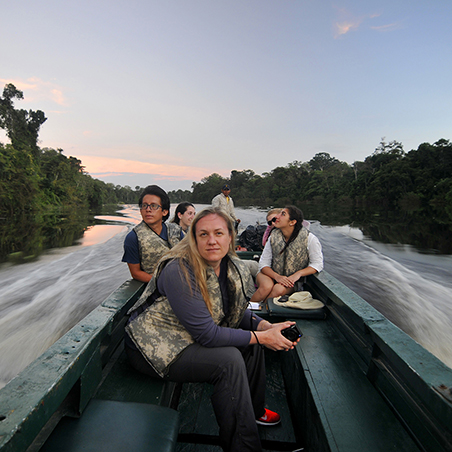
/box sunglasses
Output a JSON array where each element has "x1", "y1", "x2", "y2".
[{"x1": 267, "y1": 217, "x2": 277, "y2": 226}]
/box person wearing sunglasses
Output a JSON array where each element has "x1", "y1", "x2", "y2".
[
  {"x1": 122, "y1": 185, "x2": 183, "y2": 282},
  {"x1": 250, "y1": 205, "x2": 323, "y2": 303},
  {"x1": 261, "y1": 208, "x2": 282, "y2": 247}
]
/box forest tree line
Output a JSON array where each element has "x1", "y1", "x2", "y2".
[
  {"x1": 190, "y1": 138, "x2": 452, "y2": 212},
  {"x1": 1, "y1": 83, "x2": 451, "y2": 214}
]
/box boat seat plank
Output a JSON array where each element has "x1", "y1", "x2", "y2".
[
  {"x1": 40, "y1": 399, "x2": 180, "y2": 452},
  {"x1": 94, "y1": 347, "x2": 178, "y2": 407},
  {"x1": 265, "y1": 298, "x2": 327, "y2": 320},
  {"x1": 283, "y1": 318, "x2": 422, "y2": 452}
]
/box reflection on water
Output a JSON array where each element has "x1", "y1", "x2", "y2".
[
  {"x1": 0, "y1": 205, "x2": 135, "y2": 265},
  {"x1": 0, "y1": 203, "x2": 451, "y2": 389},
  {"x1": 298, "y1": 203, "x2": 452, "y2": 254},
  {"x1": 78, "y1": 225, "x2": 128, "y2": 247}
]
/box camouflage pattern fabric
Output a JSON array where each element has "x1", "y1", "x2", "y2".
[
  {"x1": 270, "y1": 227, "x2": 309, "y2": 276},
  {"x1": 134, "y1": 221, "x2": 182, "y2": 274},
  {"x1": 126, "y1": 255, "x2": 252, "y2": 377}
]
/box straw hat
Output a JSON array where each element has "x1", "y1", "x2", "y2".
[{"x1": 273, "y1": 291, "x2": 324, "y2": 310}]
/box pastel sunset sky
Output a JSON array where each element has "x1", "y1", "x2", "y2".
[{"x1": 2, "y1": 1, "x2": 451, "y2": 191}]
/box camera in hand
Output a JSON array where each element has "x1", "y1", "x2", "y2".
[{"x1": 281, "y1": 324, "x2": 302, "y2": 342}]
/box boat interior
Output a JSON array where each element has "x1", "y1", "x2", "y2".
[{"x1": 1, "y1": 253, "x2": 452, "y2": 452}]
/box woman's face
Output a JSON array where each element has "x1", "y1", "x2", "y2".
[
  {"x1": 266, "y1": 213, "x2": 278, "y2": 225},
  {"x1": 274, "y1": 208, "x2": 293, "y2": 229},
  {"x1": 178, "y1": 206, "x2": 196, "y2": 231},
  {"x1": 195, "y1": 214, "x2": 232, "y2": 269}
]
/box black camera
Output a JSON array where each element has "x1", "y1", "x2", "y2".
[{"x1": 281, "y1": 324, "x2": 302, "y2": 342}]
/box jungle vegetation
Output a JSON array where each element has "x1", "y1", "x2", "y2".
[{"x1": 1, "y1": 83, "x2": 451, "y2": 216}]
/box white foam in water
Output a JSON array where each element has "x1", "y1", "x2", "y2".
[
  {"x1": 316, "y1": 223, "x2": 452, "y2": 369},
  {"x1": 0, "y1": 228, "x2": 131, "y2": 389}
]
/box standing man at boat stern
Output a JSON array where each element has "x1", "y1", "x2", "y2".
[
  {"x1": 122, "y1": 185, "x2": 183, "y2": 283},
  {"x1": 212, "y1": 184, "x2": 241, "y2": 231}
]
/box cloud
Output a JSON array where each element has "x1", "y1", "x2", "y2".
[
  {"x1": 334, "y1": 20, "x2": 361, "y2": 37},
  {"x1": 78, "y1": 155, "x2": 220, "y2": 181},
  {"x1": 0, "y1": 77, "x2": 68, "y2": 106},
  {"x1": 333, "y1": 8, "x2": 401, "y2": 38},
  {"x1": 371, "y1": 23, "x2": 402, "y2": 32},
  {"x1": 333, "y1": 7, "x2": 363, "y2": 38}
]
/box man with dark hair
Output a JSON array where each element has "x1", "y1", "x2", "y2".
[
  {"x1": 122, "y1": 185, "x2": 183, "y2": 282},
  {"x1": 211, "y1": 184, "x2": 241, "y2": 230}
]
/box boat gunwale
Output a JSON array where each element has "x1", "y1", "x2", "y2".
[{"x1": 0, "y1": 279, "x2": 145, "y2": 452}]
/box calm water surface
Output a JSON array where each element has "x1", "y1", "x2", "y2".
[{"x1": 0, "y1": 204, "x2": 451, "y2": 388}]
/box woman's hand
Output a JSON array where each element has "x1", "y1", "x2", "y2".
[
  {"x1": 254, "y1": 321, "x2": 300, "y2": 351},
  {"x1": 274, "y1": 274, "x2": 294, "y2": 288}
]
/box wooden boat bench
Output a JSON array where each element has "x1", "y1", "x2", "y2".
[
  {"x1": 282, "y1": 317, "x2": 422, "y2": 452},
  {"x1": 40, "y1": 399, "x2": 179, "y2": 452},
  {"x1": 38, "y1": 345, "x2": 181, "y2": 452}
]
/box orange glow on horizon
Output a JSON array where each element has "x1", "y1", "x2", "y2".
[{"x1": 78, "y1": 155, "x2": 223, "y2": 181}]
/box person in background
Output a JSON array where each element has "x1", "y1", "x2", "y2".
[
  {"x1": 125, "y1": 207, "x2": 299, "y2": 452},
  {"x1": 170, "y1": 202, "x2": 196, "y2": 233},
  {"x1": 212, "y1": 184, "x2": 241, "y2": 231},
  {"x1": 262, "y1": 208, "x2": 282, "y2": 247},
  {"x1": 122, "y1": 185, "x2": 183, "y2": 283},
  {"x1": 250, "y1": 205, "x2": 323, "y2": 303}
]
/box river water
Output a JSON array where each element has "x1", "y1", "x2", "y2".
[{"x1": 1, "y1": 204, "x2": 451, "y2": 389}]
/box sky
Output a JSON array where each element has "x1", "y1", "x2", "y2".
[{"x1": 1, "y1": 0, "x2": 452, "y2": 192}]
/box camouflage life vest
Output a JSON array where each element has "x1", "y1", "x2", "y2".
[
  {"x1": 125, "y1": 255, "x2": 253, "y2": 377},
  {"x1": 134, "y1": 221, "x2": 182, "y2": 274},
  {"x1": 270, "y1": 227, "x2": 309, "y2": 276}
]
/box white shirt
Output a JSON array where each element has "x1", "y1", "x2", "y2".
[{"x1": 258, "y1": 232, "x2": 324, "y2": 273}]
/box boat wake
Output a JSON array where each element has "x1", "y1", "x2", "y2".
[
  {"x1": 1, "y1": 207, "x2": 451, "y2": 389},
  {"x1": 315, "y1": 223, "x2": 452, "y2": 369},
  {"x1": 0, "y1": 227, "x2": 131, "y2": 389}
]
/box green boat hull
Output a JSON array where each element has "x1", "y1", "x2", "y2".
[{"x1": 1, "y1": 256, "x2": 451, "y2": 451}]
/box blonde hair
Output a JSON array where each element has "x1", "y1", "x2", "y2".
[
  {"x1": 161, "y1": 207, "x2": 236, "y2": 314},
  {"x1": 266, "y1": 208, "x2": 282, "y2": 220}
]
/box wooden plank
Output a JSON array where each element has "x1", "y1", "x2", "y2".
[
  {"x1": 291, "y1": 319, "x2": 421, "y2": 452},
  {"x1": 368, "y1": 320, "x2": 452, "y2": 452},
  {"x1": 94, "y1": 348, "x2": 167, "y2": 406},
  {"x1": 307, "y1": 271, "x2": 452, "y2": 452},
  {"x1": 258, "y1": 351, "x2": 298, "y2": 448}
]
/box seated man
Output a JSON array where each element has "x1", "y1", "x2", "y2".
[{"x1": 122, "y1": 185, "x2": 183, "y2": 282}]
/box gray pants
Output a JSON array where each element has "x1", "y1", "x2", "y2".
[{"x1": 126, "y1": 343, "x2": 266, "y2": 452}]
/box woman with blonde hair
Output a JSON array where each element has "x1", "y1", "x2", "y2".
[
  {"x1": 262, "y1": 207, "x2": 282, "y2": 247},
  {"x1": 125, "y1": 207, "x2": 299, "y2": 452}
]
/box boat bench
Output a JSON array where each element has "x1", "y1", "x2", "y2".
[
  {"x1": 282, "y1": 318, "x2": 422, "y2": 452},
  {"x1": 40, "y1": 399, "x2": 180, "y2": 452},
  {"x1": 38, "y1": 341, "x2": 182, "y2": 452}
]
